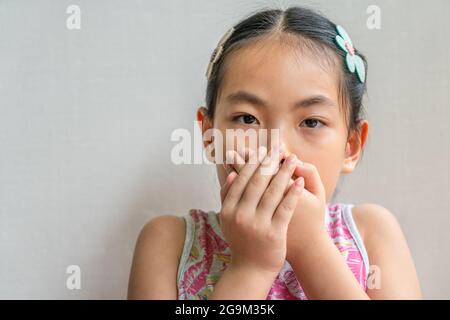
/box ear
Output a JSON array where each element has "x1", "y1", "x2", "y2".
[
  {"x1": 196, "y1": 106, "x2": 214, "y2": 149},
  {"x1": 342, "y1": 120, "x2": 369, "y2": 174}
]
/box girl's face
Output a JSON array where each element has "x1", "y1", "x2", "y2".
[{"x1": 198, "y1": 37, "x2": 368, "y2": 202}]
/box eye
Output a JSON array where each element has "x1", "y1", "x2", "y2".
[
  {"x1": 233, "y1": 114, "x2": 259, "y2": 125},
  {"x1": 300, "y1": 118, "x2": 325, "y2": 129}
]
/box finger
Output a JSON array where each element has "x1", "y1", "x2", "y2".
[
  {"x1": 223, "y1": 162, "x2": 238, "y2": 176},
  {"x1": 235, "y1": 147, "x2": 265, "y2": 171},
  {"x1": 292, "y1": 160, "x2": 326, "y2": 201},
  {"x1": 220, "y1": 170, "x2": 238, "y2": 203},
  {"x1": 276, "y1": 151, "x2": 296, "y2": 194},
  {"x1": 257, "y1": 154, "x2": 299, "y2": 219},
  {"x1": 223, "y1": 162, "x2": 232, "y2": 176},
  {"x1": 232, "y1": 150, "x2": 246, "y2": 173},
  {"x1": 221, "y1": 146, "x2": 269, "y2": 208},
  {"x1": 234, "y1": 147, "x2": 247, "y2": 165},
  {"x1": 235, "y1": 146, "x2": 250, "y2": 163},
  {"x1": 234, "y1": 146, "x2": 268, "y2": 173},
  {"x1": 222, "y1": 149, "x2": 261, "y2": 212},
  {"x1": 239, "y1": 145, "x2": 280, "y2": 211},
  {"x1": 234, "y1": 146, "x2": 268, "y2": 165},
  {"x1": 272, "y1": 176, "x2": 305, "y2": 231},
  {"x1": 259, "y1": 144, "x2": 282, "y2": 177},
  {"x1": 223, "y1": 149, "x2": 246, "y2": 175}
]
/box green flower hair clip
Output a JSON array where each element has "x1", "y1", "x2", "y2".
[{"x1": 334, "y1": 25, "x2": 365, "y2": 83}]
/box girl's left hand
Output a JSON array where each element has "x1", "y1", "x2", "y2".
[
  {"x1": 286, "y1": 161, "x2": 327, "y2": 263},
  {"x1": 222, "y1": 148, "x2": 328, "y2": 263}
]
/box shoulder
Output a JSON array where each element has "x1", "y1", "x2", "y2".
[
  {"x1": 127, "y1": 215, "x2": 186, "y2": 299},
  {"x1": 350, "y1": 203, "x2": 401, "y2": 244},
  {"x1": 350, "y1": 203, "x2": 422, "y2": 298},
  {"x1": 138, "y1": 215, "x2": 186, "y2": 243},
  {"x1": 133, "y1": 215, "x2": 187, "y2": 264}
]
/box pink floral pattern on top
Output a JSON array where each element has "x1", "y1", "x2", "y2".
[{"x1": 177, "y1": 203, "x2": 368, "y2": 300}]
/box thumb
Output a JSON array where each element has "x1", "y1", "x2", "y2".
[{"x1": 292, "y1": 160, "x2": 326, "y2": 202}]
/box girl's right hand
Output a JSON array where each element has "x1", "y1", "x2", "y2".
[{"x1": 219, "y1": 145, "x2": 305, "y2": 275}]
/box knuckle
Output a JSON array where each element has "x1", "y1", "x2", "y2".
[
  {"x1": 238, "y1": 171, "x2": 251, "y2": 183},
  {"x1": 249, "y1": 221, "x2": 260, "y2": 233},
  {"x1": 264, "y1": 186, "x2": 277, "y2": 198},
  {"x1": 280, "y1": 201, "x2": 294, "y2": 212},
  {"x1": 248, "y1": 176, "x2": 261, "y2": 189},
  {"x1": 233, "y1": 209, "x2": 249, "y2": 226},
  {"x1": 220, "y1": 207, "x2": 230, "y2": 219},
  {"x1": 234, "y1": 175, "x2": 245, "y2": 186},
  {"x1": 257, "y1": 198, "x2": 269, "y2": 210},
  {"x1": 230, "y1": 177, "x2": 245, "y2": 192},
  {"x1": 266, "y1": 228, "x2": 282, "y2": 242}
]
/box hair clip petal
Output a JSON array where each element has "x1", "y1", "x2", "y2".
[
  {"x1": 335, "y1": 35, "x2": 348, "y2": 53},
  {"x1": 353, "y1": 55, "x2": 366, "y2": 83},
  {"x1": 346, "y1": 54, "x2": 356, "y2": 73},
  {"x1": 336, "y1": 25, "x2": 353, "y2": 47},
  {"x1": 335, "y1": 24, "x2": 365, "y2": 84}
]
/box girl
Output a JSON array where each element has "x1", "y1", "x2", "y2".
[{"x1": 128, "y1": 6, "x2": 422, "y2": 300}]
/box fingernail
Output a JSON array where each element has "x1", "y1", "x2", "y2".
[{"x1": 286, "y1": 154, "x2": 296, "y2": 165}]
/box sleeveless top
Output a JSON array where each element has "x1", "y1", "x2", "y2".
[{"x1": 177, "y1": 203, "x2": 370, "y2": 300}]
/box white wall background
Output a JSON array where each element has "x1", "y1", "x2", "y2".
[{"x1": 1, "y1": 0, "x2": 449, "y2": 299}]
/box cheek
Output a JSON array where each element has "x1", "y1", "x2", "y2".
[
  {"x1": 313, "y1": 149, "x2": 346, "y2": 202},
  {"x1": 317, "y1": 160, "x2": 341, "y2": 189}
]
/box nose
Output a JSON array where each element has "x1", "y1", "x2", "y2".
[
  {"x1": 262, "y1": 128, "x2": 292, "y2": 161},
  {"x1": 268, "y1": 141, "x2": 291, "y2": 164}
]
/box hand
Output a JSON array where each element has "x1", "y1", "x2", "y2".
[
  {"x1": 219, "y1": 146, "x2": 305, "y2": 275},
  {"x1": 286, "y1": 161, "x2": 327, "y2": 263},
  {"x1": 222, "y1": 147, "x2": 327, "y2": 264}
]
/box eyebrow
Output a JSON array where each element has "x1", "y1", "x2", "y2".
[{"x1": 225, "y1": 90, "x2": 336, "y2": 110}]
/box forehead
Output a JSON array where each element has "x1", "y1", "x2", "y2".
[{"x1": 218, "y1": 36, "x2": 341, "y2": 108}]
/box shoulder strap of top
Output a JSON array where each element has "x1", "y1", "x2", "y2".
[
  {"x1": 177, "y1": 212, "x2": 195, "y2": 285},
  {"x1": 341, "y1": 203, "x2": 370, "y2": 282}
]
